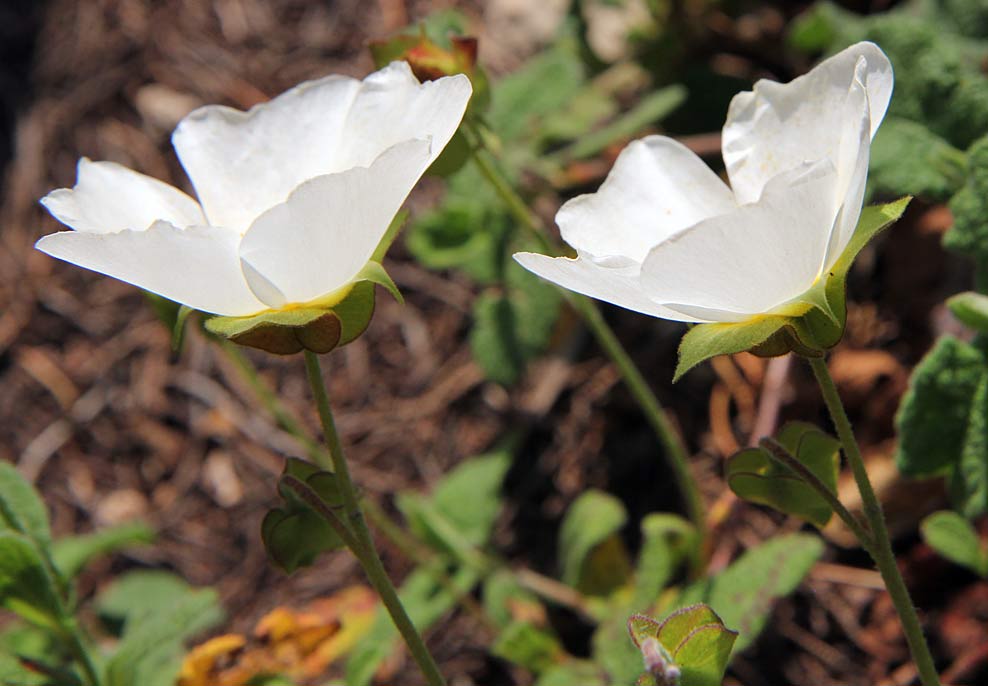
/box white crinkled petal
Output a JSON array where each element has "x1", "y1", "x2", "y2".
[
  {"x1": 823, "y1": 57, "x2": 873, "y2": 271},
  {"x1": 335, "y1": 63, "x2": 473, "y2": 170},
  {"x1": 172, "y1": 64, "x2": 471, "y2": 232},
  {"x1": 35, "y1": 221, "x2": 266, "y2": 316},
  {"x1": 172, "y1": 74, "x2": 362, "y2": 232},
  {"x1": 557, "y1": 136, "x2": 735, "y2": 264},
  {"x1": 639, "y1": 160, "x2": 840, "y2": 320},
  {"x1": 722, "y1": 41, "x2": 892, "y2": 205},
  {"x1": 238, "y1": 139, "x2": 432, "y2": 308},
  {"x1": 513, "y1": 252, "x2": 708, "y2": 322},
  {"x1": 40, "y1": 158, "x2": 205, "y2": 234}
]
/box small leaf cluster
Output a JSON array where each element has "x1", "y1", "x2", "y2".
[
  {"x1": 0, "y1": 463, "x2": 222, "y2": 686},
  {"x1": 628, "y1": 606, "x2": 737, "y2": 686},
  {"x1": 493, "y1": 489, "x2": 822, "y2": 685}
]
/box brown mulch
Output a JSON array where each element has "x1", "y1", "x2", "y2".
[{"x1": 1, "y1": 1, "x2": 985, "y2": 685}]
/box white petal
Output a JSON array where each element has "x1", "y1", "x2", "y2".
[
  {"x1": 173, "y1": 75, "x2": 362, "y2": 232},
  {"x1": 334, "y1": 62, "x2": 472, "y2": 170},
  {"x1": 172, "y1": 64, "x2": 471, "y2": 232},
  {"x1": 238, "y1": 139, "x2": 431, "y2": 307},
  {"x1": 513, "y1": 252, "x2": 707, "y2": 322},
  {"x1": 823, "y1": 57, "x2": 873, "y2": 270},
  {"x1": 35, "y1": 222, "x2": 265, "y2": 316},
  {"x1": 640, "y1": 161, "x2": 840, "y2": 320},
  {"x1": 722, "y1": 41, "x2": 893, "y2": 205},
  {"x1": 557, "y1": 136, "x2": 735, "y2": 263},
  {"x1": 40, "y1": 158, "x2": 205, "y2": 234}
]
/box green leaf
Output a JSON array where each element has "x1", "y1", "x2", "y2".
[
  {"x1": 0, "y1": 532, "x2": 64, "y2": 631},
  {"x1": 535, "y1": 661, "x2": 607, "y2": 686},
  {"x1": 492, "y1": 621, "x2": 563, "y2": 673},
  {"x1": 553, "y1": 86, "x2": 687, "y2": 162},
  {"x1": 632, "y1": 514, "x2": 695, "y2": 609},
  {"x1": 921, "y1": 510, "x2": 988, "y2": 577},
  {"x1": 470, "y1": 265, "x2": 562, "y2": 385},
  {"x1": 678, "y1": 534, "x2": 823, "y2": 652},
  {"x1": 628, "y1": 605, "x2": 737, "y2": 686},
  {"x1": 406, "y1": 201, "x2": 510, "y2": 284},
  {"x1": 487, "y1": 34, "x2": 586, "y2": 142},
  {"x1": 263, "y1": 459, "x2": 347, "y2": 573},
  {"x1": 96, "y1": 570, "x2": 191, "y2": 626},
  {"x1": 51, "y1": 521, "x2": 154, "y2": 580},
  {"x1": 948, "y1": 292, "x2": 988, "y2": 334},
  {"x1": 727, "y1": 422, "x2": 841, "y2": 528},
  {"x1": 0, "y1": 463, "x2": 52, "y2": 548},
  {"x1": 946, "y1": 136, "x2": 988, "y2": 262},
  {"x1": 896, "y1": 336, "x2": 988, "y2": 477},
  {"x1": 673, "y1": 623, "x2": 739, "y2": 686},
  {"x1": 429, "y1": 449, "x2": 511, "y2": 548},
  {"x1": 868, "y1": 117, "x2": 967, "y2": 202},
  {"x1": 558, "y1": 490, "x2": 631, "y2": 595},
  {"x1": 261, "y1": 508, "x2": 344, "y2": 574},
  {"x1": 102, "y1": 572, "x2": 224, "y2": 686},
  {"x1": 951, "y1": 374, "x2": 988, "y2": 517},
  {"x1": 482, "y1": 569, "x2": 542, "y2": 629}
]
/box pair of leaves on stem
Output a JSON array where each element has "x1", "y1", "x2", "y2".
[
  {"x1": 726, "y1": 422, "x2": 842, "y2": 529},
  {"x1": 628, "y1": 605, "x2": 737, "y2": 686},
  {"x1": 262, "y1": 459, "x2": 345, "y2": 573},
  {"x1": 676, "y1": 197, "x2": 910, "y2": 381}
]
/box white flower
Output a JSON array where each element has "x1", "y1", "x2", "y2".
[
  {"x1": 36, "y1": 62, "x2": 472, "y2": 317},
  {"x1": 515, "y1": 42, "x2": 892, "y2": 323}
]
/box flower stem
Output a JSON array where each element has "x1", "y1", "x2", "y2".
[
  {"x1": 464, "y1": 127, "x2": 707, "y2": 565},
  {"x1": 808, "y1": 356, "x2": 941, "y2": 686},
  {"x1": 302, "y1": 351, "x2": 446, "y2": 686}
]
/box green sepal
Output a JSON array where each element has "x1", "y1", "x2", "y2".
[
  {"x1": 948, "y1": 291, "x2": 988, "y2": 334},
  {"x1": 206, "y1": 307, "x2": 342, "y2": 355},
  {"x1": 204, "y1": 265, "x2": 393, "y2": 355},
  {"x1": 675, "y1": 197, "x2": 911, "y2": 381},
  {"x1": 726, "y1": 422, "x2": 841, "y2": 528},
  {"x1": 354, "y1": 260, "x2": 403, "y2": 304},
  {"x1": 262, "y1": 458, "x2": 346, "y2": 574}
]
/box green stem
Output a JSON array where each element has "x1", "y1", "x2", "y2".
[
  {"x1": 303, "y1": 351, "x2": 447, "y2": 686},
  {"x1": 465, "y1": 126, "x2": 707, "y2": 563},
  {"x1": 808, "y1": 356, "x2": 941, "y2": 686},
  {"x1": 61, "y1": 619, "x2": 100, "y2": 686}
]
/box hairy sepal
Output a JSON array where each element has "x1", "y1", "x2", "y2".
[{"x1": 205, "y1": 275, "x2": 385, "y2": 355}]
